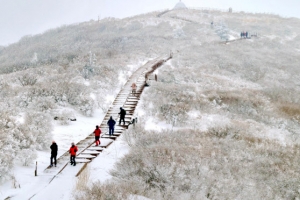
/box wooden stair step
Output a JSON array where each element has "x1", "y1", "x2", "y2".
[
  {"x1": 77, "y1": 154, "x2": 96, "y2": 159},
  {"x1": 80, "y1": 150, "x2": 101, "y2": 155},
  {"x1": 87, "y1": 146, "x2": 104, "y2": 151},
  {"x1": 105, "y1": 132, "x2": 121, "y2": 136},
  {"x1": 76, "y1": 158, "x2": 91, "y2": 163},
  {"x1": 100, "y1": 140, "x2": 113, "y2": 148},
  {"x1": 101, "y1": 135, "x2": 118, "y2": 140}
]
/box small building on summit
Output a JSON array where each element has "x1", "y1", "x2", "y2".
[{"x1": 173, "y1": 0, "x2": 188, "y2": 10}]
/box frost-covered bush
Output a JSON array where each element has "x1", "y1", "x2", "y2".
[
  {"x1": 123, "y1": 119, "x2": 146, "y2": 147},
  {"x1": 21, "y1": 111, "x2": 52, "y2": 150},
  {"x1": 77, "y1": 96, "x2": 94, "y2": 116},
  {"x1": 74, "y1": 181, "x2": 128, "y2": 200},
  {"x1": 0, "y1": 132, "x2": 16, "y2": 182},
  {"x1": 29, "y1": 97, "x2": 56, "y2": 112},
  {"x1": 17, "y1": 72, "x2": 37, "y2": 86},
  {"x1": 0, "y1": 112, "x2": 22, "y2": 180},
  {"x1": 19, "y1": 148, "x2": 37, "y2": 166},
  {"x1": 80, "y1": 128, "x2": 300, "y2": 199}
]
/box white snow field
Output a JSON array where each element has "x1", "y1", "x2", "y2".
[{"x1": 0, "y1": 7, "x2": 300, "y2": 200}]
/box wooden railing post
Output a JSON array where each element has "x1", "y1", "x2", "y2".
[{"x1": 35, "y1": 161, "x2": 37, "y2": 176}]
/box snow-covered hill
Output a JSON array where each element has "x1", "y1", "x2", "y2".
[{"x1": 0, "y1": 8, "x2": 300, "y2": 200}]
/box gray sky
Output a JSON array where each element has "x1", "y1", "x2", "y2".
[{"x1": 0, "y1": 0, "x2": 299, "y2": 46}]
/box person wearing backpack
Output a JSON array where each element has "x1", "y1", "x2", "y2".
[
  {"x1": 69, "y1": 142, "x2": 78, "y2": 166},
  {"x1": 118, "y1": 107, "x2": 126, "y2": 125},
  {"x1": 107, "y1": 116, "x2": 116, "y2": 136},
  {"x1": 93, "y1": 125, "x2": 101, "y2": 146}
]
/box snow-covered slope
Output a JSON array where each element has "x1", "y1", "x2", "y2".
[{"x1": 0, "y1": 8, "x2": 300, "y2": 200}]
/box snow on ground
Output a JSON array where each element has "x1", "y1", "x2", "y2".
[
  {"x1": 0, "y1": 61, "x2": 148, "y2": 199},
  {"x1": 52, "y1": 109, "x2": 105, "y2": 157},
  {"x1": 118, "y1": 71, "x2": 129, "y2": 86},
  {"x1": 144, "y1": 117, "x2": 173, "y2": 132},
  {"x1": 265, "y1": 35, "x2": 277, "y2": 40},
  {"x1": 128, "y1": 195, "x2": 152, "y2": 200},
  {"x1": 0, "y1": 108, "x2": 106, "y2": 200},
  {"x1": 0, "y1": 107, "x2": 131, "y2": 200},
  {"x1": 227, "y1": 35, "x2": 236, "y2": 41},
  {"x1": 88, "y1": 135, "x2": 130, "y2": 183},
  {"x1": 285, "y1": 33, "x2": 297, "y2": 41},
  {"x1": 27, "y1": 135, "x2": 130, "y2": 200}
]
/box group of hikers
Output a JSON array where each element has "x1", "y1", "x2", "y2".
[
  {"x1": 50, "y1": 107, "x2": 127, "y2": 167},
  {"x1": 241, "y1": 31, "x2": 250, "y2": 39},
  {"x1": 50, "y1": 141, "x2": 79, "y2": 167},
  {"x1": 49, "y1": 81, "x2": 137, "y2": 167}
]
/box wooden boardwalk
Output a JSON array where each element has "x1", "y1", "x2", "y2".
[{"x1": 44, "y1": 55, "x2": 171, "y2": 177}]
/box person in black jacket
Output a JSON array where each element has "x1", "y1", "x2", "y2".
[
  {"x1": 50, "y1": 141, "x2": 58, "y2": 167},
  {"x1": 118, "y1": 107, "x2": 126, "y2": 125},
  {"x1": 107, "y1": 116, "x2": 116, "y2": 135}
]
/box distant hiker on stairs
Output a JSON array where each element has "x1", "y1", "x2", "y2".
[
  {"x1": 94, "y1": 125, "x2": 101, "y2": 146},
  {"x1": 107, "y1": 116, "x2": 116, "y2": 136},
  {"x1": 69, "y1": 142, "x2": 78, "y2": 166},
  {"x1": 50, "y1": 141, "x2": 58, "y2": 167},
  {"x1": 119, "y1": 107, "x2": 126, "y2": 125},
  {"x1": 131, "y1": 82, "x2": 137, "y2": 96}
]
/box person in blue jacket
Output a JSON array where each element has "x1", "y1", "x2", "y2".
[{"x1": 107, "y1": 116, "x2": 116, "y2": 136}]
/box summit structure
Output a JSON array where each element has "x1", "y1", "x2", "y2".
[{"x1": 173, "y1": 0, "x2": 187, "y2": 10}]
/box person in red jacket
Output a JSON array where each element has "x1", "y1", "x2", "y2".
[
  {"x1": 94, "y1": 125, "x2": 101, "y2": 146},
  {"x1": 69, "y1": 142, "x2": 78, "y2": 166}
]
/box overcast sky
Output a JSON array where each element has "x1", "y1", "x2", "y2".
[{"x1": 0, "y1": 0, "x2": 299, "y2": 46}]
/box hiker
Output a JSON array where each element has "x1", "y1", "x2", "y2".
[
  {"x1": 131, "y1": 82, "x2": 137, "y2": 96},
  {"x1": 155, "y1": 74, "x2": 157, "y2": 82},
  {"x1": 93, "y1": 125, "x2": 101, "y2": 146},
  {"x1": 69, "y1": 142, "x2": 78, "y2": 166},
  {"x1": 240, "y1": 32, "x2": 243, "y2": 38},
  {"x1": 118, "y1": 107, "x2": 126, "y2": 125},
  {"x1": 50, "y1": 141, "x2": 58, "y2": 167},
  {"x1": 107, "y1": 116, "x2": 116, "y2": 136},
  {"x1": 246, "y1": 32, "x2": 248, "y2": 38}
]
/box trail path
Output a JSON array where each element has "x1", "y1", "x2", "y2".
[{"x1": 15, "y1": 55, "x2": 171, "y2": 200}]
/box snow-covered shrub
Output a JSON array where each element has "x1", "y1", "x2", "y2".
[
  {"x1": 83, "y1": 128, "x2": 300, "y2": 199},
  {"x1": 0, "y1": 113, "x2": 21, "y2": 181},
  {"x1": 158, "y1": 102, "x2": 188, "y2": 126},
  {"x1": 123, "y1": 120, "x2": 146, "y2": 147},
  {"x1": 16, "y1": 91, "x2": 32, "y2": 108},
  {"x1": 78, "y1": 96, "x2": 94, "y2": 116},
  {"x1": 75, "y1": 166, "x2": 91, "y2": 192},
  {"x1": 95, "y1": 93, "x2": 111, "y2": 113},
  {"x1": 81, "y1": 64, "x2": 94, "y2": 80},
  {"x1": 29, "y1": 97, "x2": 56, "y2": 112},
  {"x1": 17, "y1": 72, "x2": 37, "y2": 86},
  {"x1": 74, "y1": 181, "x2": 128, "y2": 200},
  {"x1": 22, "y1": 112, "x2": 52, "y2": 150},
  {"x1": 205, "y1": 89, "x2": 264, "y2": 118},
  {"x1": 19, "y1": 148, "x2": 37, "y2": 166},
  {"x1": 173, "y1": 28, "x2": 186, "y2": 39},
  {"x1": 0, "y1": 132, "x2": 16, "y2": 182}
]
